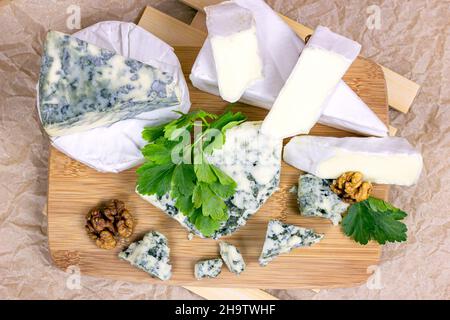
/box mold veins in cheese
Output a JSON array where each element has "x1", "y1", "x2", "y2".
[
  {"x1": 205, "y1": 1, "x2": 263, "y2": 103},
  {"x1": 284, "y1": 136, "x2": 423, "y2": 186},
  {"x1": 261, "y1": 26, "x2": 361, "y2": 139},
  {"x1": 38, "y1": 31, "x2": 182, "y2": 137},
  {"x1": 137, "y1": 121, "x2": 283, "y2": 239},
  {"x1": 219, "y1": 241, "x2": 246, "y2": 275}
]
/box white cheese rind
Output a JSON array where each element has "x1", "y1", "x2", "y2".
[
  {"x1": 298, "y1": 174, "x2": 349, "y2": 225},
  {"x1": 219, "y1": 241, "x2": 246, "y2": 275},
  {"x1": 259, "y1": 220, "x2": 323, "y2": 266},
  {"x1": 261, "y1": 26, "x2": 361, "y2": 139},
  {"x1": 38, "y1": 31, "x2": 181, "y2": 137},
  {"x1": 195, "y1": 258, "x2": 223, "y2": 280},
  {"x1": 137, "y1": 121, "x2": 282, "y2": 239},
  {"x1": 284, "y1": 136, "x2": 423, "y2": 186},
  {"x1": 118, "y1": 231, "x2": 172, "y2": 281},
  {"x1": 205, "y1": 2, "x2": 263, "y2": 103}
]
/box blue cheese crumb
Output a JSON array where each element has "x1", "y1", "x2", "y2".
[
  {"x1": 259, "y1": 220, "x2": 323, "y2": 266},
  {"x1": 118, "y1": 231, "x2": 172, "y2": 281},
  {"x1": 194, "y1": 258, "x2": 223, "y2": 280},
  {"x1": 298, "y1": 174, "x2": 349, "y2": 225},
  {"x1": 219, "y1": 241, "x2": 246, "y2": 275}
]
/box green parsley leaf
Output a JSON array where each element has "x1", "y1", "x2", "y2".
[
  {"x1": 211, "y1": 165, "x2": 236, "y2": 187},
  {"x1": 192, "y1": 211, "x2": 222, "y2": 237},
  {"x1": 141, "y1": 138, "x2": 177, "y2": 164},
  {"x1": 194, "y1": 162, "x2": 217, "y2": 183},
  {"x1": 136, "y1": 162, "x2": 176, "y2": 197},
  {"x1": 142, "y1": 123, "x2": 167, "y2": 143},
  {"x1": 192, "y1": 183, "x2": 228, "y2": 220},
  {"x1": 171, "y1": 164, "x2": 196, "y2": 197},
  {"x1": 342, "y1": 197, "x2": 408, "y2": 245},
  {"x1": 174, "y1": 194, "x2": 195, "y2": 217}
]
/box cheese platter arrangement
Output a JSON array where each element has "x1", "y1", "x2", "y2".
[{"x1": 44, "y1": 0, "x2": 422, "y2": 294}]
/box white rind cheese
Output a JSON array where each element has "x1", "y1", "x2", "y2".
[
  {"x1": 219, "y1": 241, "x2": 246, "y2": 275},
  {"x1": 259, "y1": 220, "x2": 323, "y2": 266},
  {"x1": 284, "y1": 135, "x2": 423, "y2": 186},
  {"x1": 195, "y1": 258, "x2": 223, "y2": 280},
  {"x1": 261, "y1": 26, "x2": 361, "y2": 139},
  {"x1": 205, "y1": 1, "x2": 263, "y2": 103},
  {"x1": 137, "y1": 121, "x2": 282, "y2": 239},
  {"x1": 118, "y1": 231, "x2": 172, "y2": 281},
  {"x1": 298, "y1": 174, "x2": 349, "y2": 225},
  {"x1": 38, "y1": 31, "x2": 181, "y2": 137}
]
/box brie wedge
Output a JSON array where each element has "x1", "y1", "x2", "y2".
[
  {"x1": 284, "y1": 136, "x2": 423, "y2": 186},
  {"x1": 205, "y1": 1, "x2": 263, "y2": 102},
  {"x1": 261, "y1": 26, "x2": 361, "y2": 138}
]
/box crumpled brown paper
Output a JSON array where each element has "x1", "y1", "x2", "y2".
[{"x1": 0, "y1": 0, "x2": 448, "y2": 300}]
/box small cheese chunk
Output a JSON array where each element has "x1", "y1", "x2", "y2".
[
  {"x1": 284, "y1": 135, "x2": 423, "y2": 186},
  {"x1": 259, "y1": 220, "x2": 323, "y2": 266},
  {"x1": 219, "y1": 241, "x2": 246, "y2": 275},
  {"x1": 298, "y1": 174, "x2": 349, "y2": 225},
  {"x1": 261, "y1": 26, "x2": 361, "y2": 139},
  {"x1": 195, "y1": 258, "x2": 223, "y2": 280},
  {"x1": 205, "y1": 2, "x2": 263, "y2": 102},
  {"x1": 118, "y1": 231, "x2": 172, "y2": 281}
]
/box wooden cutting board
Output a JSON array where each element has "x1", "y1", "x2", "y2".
[{"x1": 47, "y1": 39, "x2": 388, "y2": 288}]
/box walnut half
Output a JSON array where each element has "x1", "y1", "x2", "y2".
[
  {"x1": 85, "y1": 199, "x2": 134, "y2": 250},
  {"x1": 330, "y1": 171, "x2": 373, "y2": 203}
]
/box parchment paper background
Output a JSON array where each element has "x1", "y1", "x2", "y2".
[{"x1": 0, "y1": 0, "x2": 448, "y2": 300}]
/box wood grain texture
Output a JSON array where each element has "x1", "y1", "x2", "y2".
[
  {"x1": 179, "y1": 0, "x2": 420, "y2": 113},
  {"x1": 47, "y1": 43, "x2": 388, "y2": 289}
]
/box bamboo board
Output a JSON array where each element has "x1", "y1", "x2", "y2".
[
  {"x1": 179, "y1": 0, "x2": 420, "y2": 114},
  {"x1": 48, "y1": 40, "x2": 388, "y2": 288}
]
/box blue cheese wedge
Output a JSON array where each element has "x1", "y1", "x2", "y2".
[
  {"x1": 38, "y1": 31, "x2": 181, "y2": 137},
  {"x1": 194, "y1": 258, "x2": 223, "y2": 280},
  {"x1": 298, "y1": 174, "x2": 349, "y2": 225},
  {"x1": 219, "y1": 241, "x2": 246, "y2": 275},
  {"x1": 118, "y1": 231, "x2": 172, "y2": 281},
  {"x1": 259, "y1": 220, "x2": 323, "y2": 266},
  {"x1": 137, "y1": 121, "x2": 282, "y2": 239}
]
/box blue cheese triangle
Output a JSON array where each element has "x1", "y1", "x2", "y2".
[
  {"x1": 259, "y1": 220, "x2": 323, "y2": 266},
  {"x1": 137, "y1": 121, "x2": 282, "y2": 239},
  {"x1": 118, "y1": 231, "x2": 172, "y2": 281},
  {"x1": 38, "y1": 31, "x2": 181, "y2": 137},
  {"x1": 194, "y1": 258, "x2": 223, "y2": 280},
  {"x1": 298, "y1": 174, "x2": 349, "y2": 225}
]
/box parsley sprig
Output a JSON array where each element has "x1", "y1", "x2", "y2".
[
  {"x1": 137, "y1": 109, "x2": 247, "y2": 237},
  {"x1": 342, "y1": 197, "x2": 408, "y2": 245}
]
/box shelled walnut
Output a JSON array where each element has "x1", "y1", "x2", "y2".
[
  {"x1": 331, "y1": 171, "x2": 372, "y2": 203},
  {"x1": 85, "y1": 199, "x2": 134, "y2": 249}
]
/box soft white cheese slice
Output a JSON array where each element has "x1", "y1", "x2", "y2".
[
  {"x1": 284, "y1": 136, "x2": 423, "y2": 186},
  {"x1": 190, "y1": 0, "x2": 387, "y2": 137},
  {"x1": 261, "y1": 26, "x2": 361, "y2": 139},
  {"x1": 205, "y1": 1, "x2": 263, "y2": 102}
]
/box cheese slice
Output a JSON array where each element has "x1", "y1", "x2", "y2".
[
  {"x1": 261, "y1": 26, "x2": 361, "y2": 139},
  {"x1": 259, "y1": 220, "x2": 323, "y2": 266},
  {"x1": 284, "y1": 136, "x2": 423, "y2": 186},
  {"x1": 205, "y1": 1, "x2": 263, "y2": 102},
  {"x1": 38, "y1": 31, "x2": 182, "y2": 137},
  {"x1": 190, "y1": 0, "x2": 387, "y2": 137}
]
